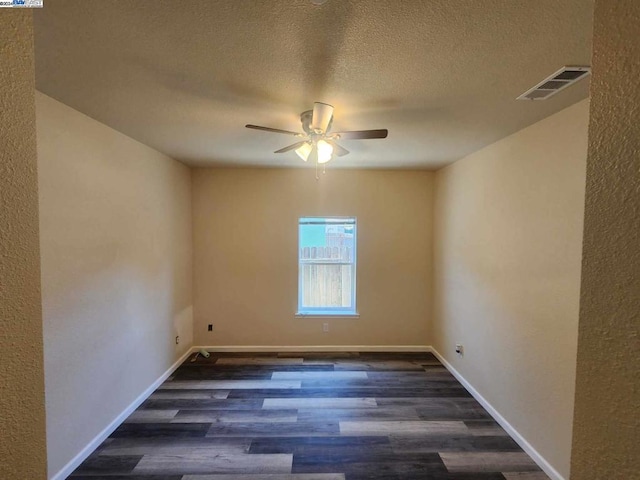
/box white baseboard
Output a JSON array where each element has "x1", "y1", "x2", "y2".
[
  {"x1": 193, "y1": 345, "x2": 433, "y2": 352},
  {"x1": 430, "y1": 347, "x2": 565, "y2": 480},
  {"x1": 49, "y1": 347, "x2": 195, "y2": 480}
]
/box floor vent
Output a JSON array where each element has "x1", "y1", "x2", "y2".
[{"x1": 517, "y1": 66, "x2": 591, "y2": 101}]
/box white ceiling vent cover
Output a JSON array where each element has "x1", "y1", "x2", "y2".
[{"x1": 517, "y1": 66, "x2": 591, "y2": 101}]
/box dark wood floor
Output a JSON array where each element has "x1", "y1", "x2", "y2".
[{"x1": 69, "y1": 352, "x2": 549, "y2": 479}]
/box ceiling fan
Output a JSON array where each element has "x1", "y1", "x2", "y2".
[{"x1": 245, "y1": 102, "x2": 388, "y2": 167}]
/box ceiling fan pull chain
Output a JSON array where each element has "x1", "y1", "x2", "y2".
[{"x1": 316, "y1": 157, "x2": 320, "y2": 180}]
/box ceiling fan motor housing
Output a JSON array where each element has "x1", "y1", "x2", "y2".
[{"x1": 300, "y1": 110, "x2": 313, "y2": 135}]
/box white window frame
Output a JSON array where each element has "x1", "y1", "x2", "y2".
[{"x1": 297, "y1": 216, "x2": 358, "y2": 317}]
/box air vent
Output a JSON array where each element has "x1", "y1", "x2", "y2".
[{"x1": 517, "y1": 66, "x2": 591, "y2": 101}]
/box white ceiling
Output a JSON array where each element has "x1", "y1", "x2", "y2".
[{"x1": 34, "y1": 0, "x2": 594, "y2": 169}]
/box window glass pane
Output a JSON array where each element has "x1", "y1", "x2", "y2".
[
  {"x1": 298, "y1": 217, "x2": 356, "y2": 314},
  {"x1": 299, "y1": 219, "x2": 355, "y2": 263},
  {"x1": 301, "y1": 264, "x2": 353, "y2": 308}
]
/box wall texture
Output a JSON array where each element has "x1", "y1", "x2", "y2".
[
  {"x1": 432, "y1": 99, "x2": 589, "y2": 478},
  {"x1": 36, "y1": 92, "x2": 193, "y2": 476},
  {"x1": 0, "y1": 11, "x2": 48, "y2": 480},
  {"x1": 192, "y1": 168, "x2": 433, "y2": 347},
  {"x1": 570, "y1": 1, "x2": 640, "y2": 477}
]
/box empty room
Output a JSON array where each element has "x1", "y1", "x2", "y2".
[{"x1": 1, "y1": 1, "x2": 638, "y2": 480}]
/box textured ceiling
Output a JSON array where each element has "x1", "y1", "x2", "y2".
[{"x1": 34, "y1": 0, "x2": 594, "y2": 169}]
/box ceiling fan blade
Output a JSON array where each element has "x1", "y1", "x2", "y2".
[
  {"x1": 245, "y1": 124, "x2": 302, "y2": 136},
  {"x1": 274, "y1": 141, "x2": 308, "y2": 154},
  {"x1": 326, "y1": 140, "x2": 349, "y2": 157},
  {"x1": 333, "y1": 129, "x2": 388, "y2": 140},
  {"x1": 311, "y1": 102, "x2": 334, "y2": 132}
]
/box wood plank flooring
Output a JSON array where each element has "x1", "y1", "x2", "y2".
[{"x1": 69, "y1": 352, "x2": 548, "y2": 479}]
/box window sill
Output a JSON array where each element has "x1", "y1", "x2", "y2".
[{"x1": 295, "y1": 312, "x2": 360, "y2": 319}]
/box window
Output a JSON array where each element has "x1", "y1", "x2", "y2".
[{"x1": 297, "y1": 217, "x2": 357, "y2": 316}]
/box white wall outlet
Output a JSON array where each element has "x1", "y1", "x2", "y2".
[
  {"x1": 175, "y1": 335, "x2": 180, "y2": 345},
  {"x1": 323, "y1": 323, "x2": 329, "y2": 333},
  {"x1": 455, "y1": 343, "x2": 463, "y2": 357}
]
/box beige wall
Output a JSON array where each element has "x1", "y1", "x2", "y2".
[
  {"x1": 0, "y1": 11, "x2": 48, "y2": 480},
  {"x1": 571, "y1": 1, "x2": 640, "y2": 477},
  {"x1": 432, "y1": 99, "x2": 589, "y2": 478},
  {"x1": 192, "y1": 168, "x2": 433, "y2": 347},
  {"x1": 36, "y1": 92, "x2": 193, "y2": 476}
]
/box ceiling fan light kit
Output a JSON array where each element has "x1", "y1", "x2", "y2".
[
  {"x1": 295, "y1": 142, "x2": 313, "y2": 162},
  {"x1": 295, "y1": 141, "x2": 334, "y2": 164},
  {"x1": 311, "y1": 102, "x2": 334, "y2": 132},
  {"x1": 317, "y1": 140, "x2": 334, "y2": 164},
  {"x1": 245, "y1": 102, "x2": 388, "y2": 178}
]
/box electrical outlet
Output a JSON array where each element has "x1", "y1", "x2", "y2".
[
  {"x1": 175, "y1": 335, "x2": 180, "y2": 345},
  {"x1": 455, "y1": 343, "x2": 464, "y2": 357},
  {"x1": 323, "y1": 323, "x2": 329, "y2": 333},
  {"x1": 208, "y1": 324, "x2": 213, "y2": 331}
]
